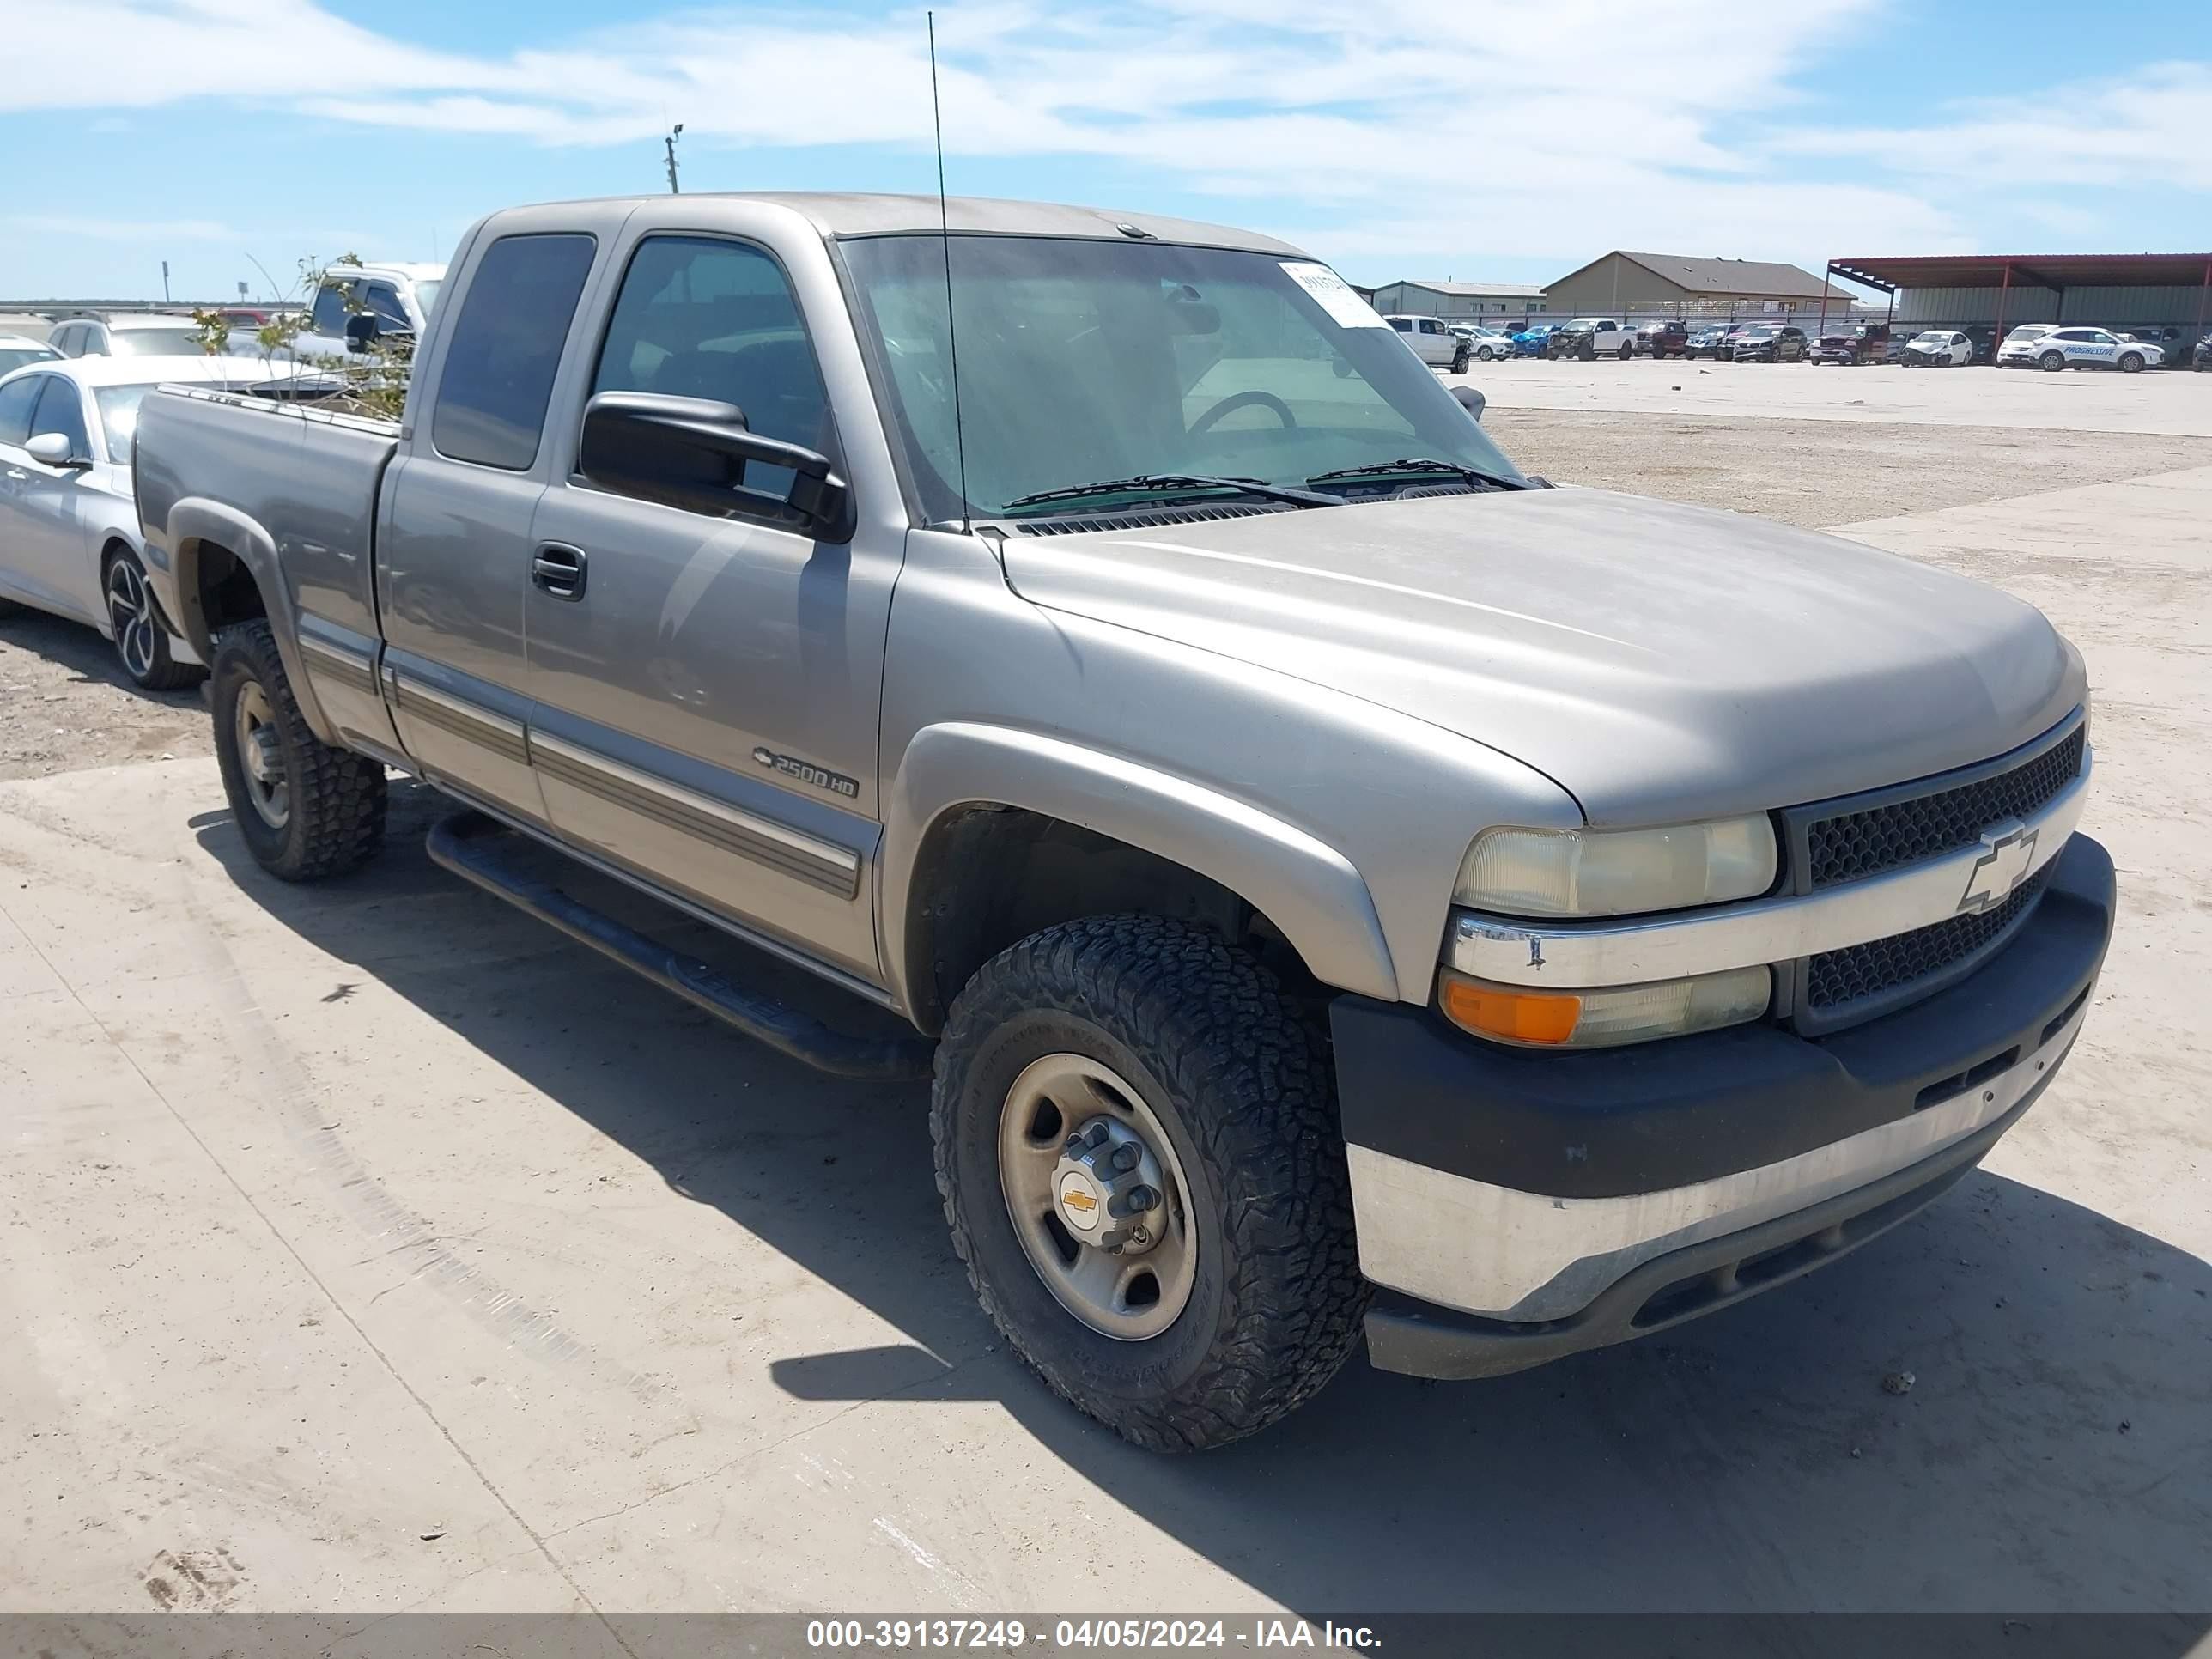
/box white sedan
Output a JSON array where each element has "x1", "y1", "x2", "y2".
[
  {"x1": 0, "y1": 355, "x2": 295, "y2": 688},
  {"x1": 1898, "y1": 329, "x2": 1973, "y2": 367},
  {"x1": 1997, "y1": 325, "x2": 2160, "y2": 373},
  {"x1": 0, "y1": 334, "x2": 60, "y2": 376},
  {"x1": 1449, "y1": 326, "x2": 1516, "y2": 361}
]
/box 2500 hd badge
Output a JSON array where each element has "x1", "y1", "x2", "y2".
[{"x1": 753, "y1": 745, "x2": 860, "y2": 798}]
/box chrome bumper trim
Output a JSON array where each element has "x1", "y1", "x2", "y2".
[
  {"x1": 1446, "y1": 763, "x2": 2088, "y2": 989},
  {"x1": 1346, "y1": 1000, "x2": 2084, "y2": 1323}
]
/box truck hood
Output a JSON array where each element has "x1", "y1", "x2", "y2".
[{"x1": 999, "y1": 487, "x2": 2082, "y2": 826}]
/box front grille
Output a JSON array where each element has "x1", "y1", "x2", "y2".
[
  {"x1": 1805, "y1": 726, "x2": 2083, "y2": 889},
  {"x1": 1805, "y1": 867, "x2": 2050, "y2": 1012}
]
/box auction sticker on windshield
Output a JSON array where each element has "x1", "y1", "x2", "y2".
[{"x1": 1281, "y1": 261, "x2": 1389, "y2": 328}]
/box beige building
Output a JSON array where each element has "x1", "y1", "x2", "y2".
[
  {"x1": 1543, "y1": 251, "x2": 1847, "y2": 317},
  {"x1": 1366, "y1": 279, "x2": 1549, "y2": 319}
]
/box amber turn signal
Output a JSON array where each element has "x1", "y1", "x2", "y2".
[{"x1": 1437, "y1": 976, "x2": 1583, "y2": 1045}]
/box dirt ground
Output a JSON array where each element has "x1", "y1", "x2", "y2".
[
  {"x1": 0, "y1": 605, "x2": 211, "y2": 781},
  {"x1": 1489, "y1": 410, "x2": 2212, "y2": 527}
]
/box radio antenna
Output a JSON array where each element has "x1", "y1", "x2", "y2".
[{"x1": 927, "y1": 11, "x2": 972, "y2": 532}]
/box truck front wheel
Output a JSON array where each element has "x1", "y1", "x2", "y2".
[
  {"x1": 210, "y1": 619, "x2": 387, "y2": 882},
  {"x1": 933, "y1": 915, "x2": 1366, "y2": 1451}
]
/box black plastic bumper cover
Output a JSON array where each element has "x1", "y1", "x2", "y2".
[
  {"x1": 1336, "y1": 834, "x2": 2114, "y2": 1380},
  {"x1": 1334, "y1": 833, "x2": 2114, "y2": 1202}
]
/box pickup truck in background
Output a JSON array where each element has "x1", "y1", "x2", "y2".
[
  {"x1": 136, "y1": 192, "x2": 2113, "y2": 1452},
  {"x1": 1546, "y1": 316, "x2": 1633, "y2": 359},
  {"x1": 1382, "y1": 313, "x2": 1471, "y2": 372},
  {"x1": 1632, "y1": 319, "x2": 1689, "y2": 358},
  {"x1": 1808, "y1": 323, "x2": 1894, "y2": 365},
  {"x1": 288, "y1": 260, "x2": 446, "y2": 361}
]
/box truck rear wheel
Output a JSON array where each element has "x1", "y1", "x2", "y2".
[
  {"x1": 933, "y1": 915, "x2": 1366, "y2": 1451},
  {"x1": 210, "y1": 619, "x2": 387, "y2": 882}
]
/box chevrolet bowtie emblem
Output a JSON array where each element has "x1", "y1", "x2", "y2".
[{"x1": 1959, "y1": 823, "x2": 2039, "y2": 914}]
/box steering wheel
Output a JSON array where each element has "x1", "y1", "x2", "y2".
[{"x1": 1189, "y1": 390, "x2": 1297, "y2": 434}]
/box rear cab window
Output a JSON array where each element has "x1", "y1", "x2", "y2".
[
  {"x1": 310, "y1": 283, "x2": 353, "y2": 335},
  {"x1": 429, "y1": 233, "x2": 599, "y2": 471}
]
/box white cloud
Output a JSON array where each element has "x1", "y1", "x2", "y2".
[
  {"x1": 1772, "y1": 62, "x2": 2212, "y2": 191},
  {"x1": 6, "y1": 0, "x2": 2208, "y2": 272}
]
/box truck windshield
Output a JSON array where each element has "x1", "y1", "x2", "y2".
[{"x1": 840, "y1": 234, "x2": 1524, "y2": 523}]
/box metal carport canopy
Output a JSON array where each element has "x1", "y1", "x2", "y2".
[{"x1": 1829, "y1": 252, "x2": 2212, "y2": 293}]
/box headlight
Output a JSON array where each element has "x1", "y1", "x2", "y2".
[
  {"x1": 1437, "y1": 964, "x2": 1771, "y2": 1048},
  {"x1": 1454, "y1": 817, "x2": 1777, "y2": 917}
]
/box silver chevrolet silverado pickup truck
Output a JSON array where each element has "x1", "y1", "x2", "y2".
[{"x1": 134, "y1": 194, "x2": 2113, "y2": 1451}]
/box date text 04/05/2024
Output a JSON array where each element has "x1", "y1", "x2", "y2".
[{"x1": 803, "y1": 1618, "x2": 1381, "y2": 1650}]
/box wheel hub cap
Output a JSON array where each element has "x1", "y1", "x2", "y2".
[
  {"x1": 233, "y1": 684, "x2": 289, "y2": 830},
  {"x1": 1051, "y1": 1115, "x2": 1166, "y2": 1255},
  {"x1": 997, "y1": 1053, "x2": 1197, "y2": 1341}
]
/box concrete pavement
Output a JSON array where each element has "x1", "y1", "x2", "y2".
[{"x1": 3, "y1": 471, "x2": 2208, "y2": 1621}]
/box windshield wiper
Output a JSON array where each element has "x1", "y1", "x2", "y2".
[
  {"x1": 1307, "y1": 457, "x2": 1529, "y2": 492},
  {"x1": 1000, "y1": 473, "x2": 1335, "y2": 514}
]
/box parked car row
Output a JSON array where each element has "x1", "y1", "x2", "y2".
[{"x1": 1441, "y1": 314, "x2": 2202, "y2": 373}]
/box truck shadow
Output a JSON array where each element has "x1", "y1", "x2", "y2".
[
  {"x1": 191, "y1": 781, "x2": 2212, "y2": 1620},
  {"x1": 0, "y1": 606, "x2": 204, "y2": 702}
]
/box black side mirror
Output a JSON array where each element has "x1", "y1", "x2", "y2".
[
  {"x1": 343, "y1": 313, "x2": 379, "y2": 351},
  {"x1": 580, "y1": 391, "x2": 854, "y2": 542},
  {"x1": 1452, "y1": 386, "x2": 1486, "y2": 423}
]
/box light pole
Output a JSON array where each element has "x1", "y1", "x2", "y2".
[{"x1": 664, "y1": 123, "x2": 683, "y2": 194}]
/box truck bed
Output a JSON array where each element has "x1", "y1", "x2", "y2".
[{"x1": 133, "y1": 380, "x2": 400, "y2": 684}]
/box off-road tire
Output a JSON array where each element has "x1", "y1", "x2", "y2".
[
  {"x1": 1450, "y1": 344, "x2": 1469, "y2": 374},
  {"x1": 933, "y1": 915, "x2": 1367, "y2": 1452},
  {"x1": 210, "y1": 619, "x2": 386, "y2": 881}
]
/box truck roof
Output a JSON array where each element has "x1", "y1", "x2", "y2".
[{"x1": 489, "y1": 192, "x2": 1307, "y2": 256}]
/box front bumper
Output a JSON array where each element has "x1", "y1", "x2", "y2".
[{"x1": 1333, "y1": 832, "x2": 2114, "y2": 1378}]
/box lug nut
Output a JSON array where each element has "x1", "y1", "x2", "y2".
[
  {"x1": 1085, "y1": 1122, "x2": 1110, "y2": 1149},
  {"x1": 1112, "y1": 1143, "x2": 1141, "y2": 1172},
  {"x1": 1126, "y1": 1185, "x2": 1156, "y2": 1212}
]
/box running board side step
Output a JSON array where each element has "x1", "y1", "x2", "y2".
[{"x1": 426, "y1": 811, "x2": 934, "y2": 1082}]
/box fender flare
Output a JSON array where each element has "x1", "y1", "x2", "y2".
[
  {"x1": 161, "y1": 497, "x2": 340, "y2": 746},
  {"x1": 879, "y1": 722, "x2": 1400, "y2": 1013}
]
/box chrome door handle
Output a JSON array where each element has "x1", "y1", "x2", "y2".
[{"x1": 532, "y1": 543, "x2": 586, "y2": 600}]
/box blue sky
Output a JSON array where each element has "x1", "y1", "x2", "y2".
[{"x1": 3, "y1": 0, "x2": 2206, "y2": 302}]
